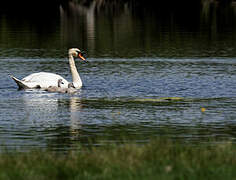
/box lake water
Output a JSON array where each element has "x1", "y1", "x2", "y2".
[{"x1": 0, "y1": 2, "x2": 236, "y2": 151}]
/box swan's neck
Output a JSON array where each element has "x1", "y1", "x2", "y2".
[{"x1": 69, "y1": 55, "x2": 82, "y2": 89}]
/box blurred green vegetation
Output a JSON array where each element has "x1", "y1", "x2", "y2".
[{"x1": 1, "y1": 138, "x2": 236, "y2": 179}]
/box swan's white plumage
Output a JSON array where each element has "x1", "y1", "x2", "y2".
[
  {"x1": 11, "y1": 48, "x2": 85, "y2": 90},
  {"x1": 22, "y1": 72, "x2": 69, "y2": 88}
]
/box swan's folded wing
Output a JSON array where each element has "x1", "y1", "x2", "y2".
[{"x1": 22, "y1": 72, "x2": 69, "y2": 88}]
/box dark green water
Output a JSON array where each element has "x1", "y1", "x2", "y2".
[{"x1": 0, "y1": 2, "x2": 236, "y2": 151}]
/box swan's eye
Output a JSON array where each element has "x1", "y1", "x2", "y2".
[
  {"x1": 76, "y1": 51, "x2": 82, "y2": 56},
  {"x1": 72, "y1": 52, "x2": 77, "y2": 57}
]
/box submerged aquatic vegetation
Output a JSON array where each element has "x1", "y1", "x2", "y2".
[{"x1": 0, "y1": 138, "x2": 236, "y2": 179}]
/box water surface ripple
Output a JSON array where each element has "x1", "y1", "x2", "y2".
[
  {"x1": 1, "y1": 3, "x2": 236, "y2": 150},
  {"x1": 0, "y1": 57, "x2": 235, "y2": 151}
]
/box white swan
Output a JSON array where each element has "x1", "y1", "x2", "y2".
[{"x1": 10, "y1": 48, "x2": 86, "y2": 90}]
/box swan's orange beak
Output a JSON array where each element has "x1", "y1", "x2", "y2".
[{"x1": 78, "y1": 53, "x2": 86, "y2": 61}]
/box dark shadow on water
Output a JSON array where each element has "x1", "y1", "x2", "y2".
[{"x1": 1, "y1": 0, "x2": 236, "y2": 58}]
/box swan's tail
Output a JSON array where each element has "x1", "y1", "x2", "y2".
[{"x1": 10, "y1": 75, "x2": 29, "y2": 89}]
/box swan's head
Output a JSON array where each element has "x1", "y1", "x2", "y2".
[
  {"x1": 58, "y1": 79, "x2": 63, "y2": 87},
  {"x1": 69, "y1": 48, "x2": 86, "y2": 61}
]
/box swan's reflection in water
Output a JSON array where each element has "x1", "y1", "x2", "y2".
[
  {"x1": 69, "y1": 95, "x2": 83, "y2": 139},
  {"x1": 22, "y1": 90, "x2": 83, "y2": 149}
]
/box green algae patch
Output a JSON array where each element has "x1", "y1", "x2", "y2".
[{"x1": 133, "y1": 97, "x2": 184, "y2": 102}]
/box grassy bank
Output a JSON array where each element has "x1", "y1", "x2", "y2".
[{"x1": 1, "y1": 139, "x2": 236, "y2": 179}]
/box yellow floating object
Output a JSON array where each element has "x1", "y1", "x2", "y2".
[{"x1": 201, "y1": 107, "x2": 206, "y2": 112}]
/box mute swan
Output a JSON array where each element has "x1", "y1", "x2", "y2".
[
  {"x1": 10, "y1": 48, "x2": 86, "y2": 90},
  {"x1": 45, "y1": 79, "x2": 77, "y2": 94}
]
